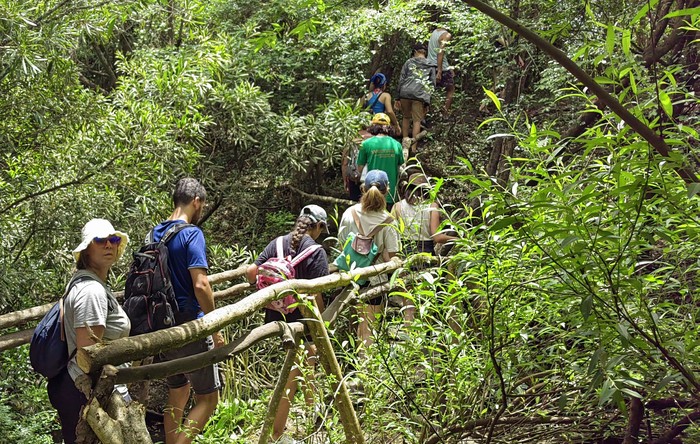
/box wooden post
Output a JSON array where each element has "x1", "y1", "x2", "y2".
[
  {"x1": 299, "y1": 295, "x2": 365, "y2": 444},
  {"x1": 258, "y1": 347, "x2": 297, "y2": 444}
]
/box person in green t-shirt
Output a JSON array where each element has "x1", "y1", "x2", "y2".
[{"x1": 357, "y1": 113, "x2": 405, "y2": 210}]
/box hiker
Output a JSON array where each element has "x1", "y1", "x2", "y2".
[
  {"x1": 359, "y1": 72, "x2": 401, "y2": 135},
  {"x1": 427, "y1": 27, "x2": 455, "y2": 116},
  {"x1": 357, "y1": 113, "x2": 405, "y2": 211},
  {"x1": 246, "y1": 204, "x2": 330, "y2": 443},
  {"x1": 153, "y1": 178, "x2": 223, "y2": 444},
  {"x1": 391, "y1": 172, "x2": 457, "y2": 322},
  {"x1": 342, "y1": 126, "x2": 372, "y2": 201},
  {"x1": 395, "y1": 43, "x2": 435, "y2": 158},
  {"x1": 337, "y1": 170, "x2": 400, "y2": 351},
  {"x1": 48, "y1": 218, "x2": 131, "y2": 444}
]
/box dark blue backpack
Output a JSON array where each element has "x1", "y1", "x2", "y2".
[{"x1": 30, "y1": 275, "x2": 93, "y2": 379}]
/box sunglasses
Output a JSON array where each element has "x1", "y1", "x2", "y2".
[{"x1": 93, "y1": 235, "x2": 122, "y2": 245}]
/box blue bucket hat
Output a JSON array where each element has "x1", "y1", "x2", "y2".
[{"x1": 364, "y1": 169, "x2": 389, "y2": 192}]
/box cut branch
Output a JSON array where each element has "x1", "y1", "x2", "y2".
[
  {"x1": 258, "y1": 343, "x2": 298, "y2": 444},
  {"x1": 623, "y1": 397, "x2": 644, "y2": 444}
]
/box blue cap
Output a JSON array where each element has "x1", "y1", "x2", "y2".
[
  {"x1": 364, "y1": 170, "x2": 389, "y2": 191},
  {"x1": 370, "y1": 73, "x2": 387, "y2": 87}
]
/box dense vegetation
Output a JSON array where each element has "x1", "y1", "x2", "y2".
[{"x1": 1, "y1": 0, "x2": 699, "y2": 442}]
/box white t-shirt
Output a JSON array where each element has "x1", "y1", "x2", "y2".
[
  {"x1": 63, "y1": 270, "x2": 131, "y2": 381},
  {"x1": 394, "y1": 199, "x2": 436, "y2": 241}
]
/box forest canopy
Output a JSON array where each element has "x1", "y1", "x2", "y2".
[{"x1": 1, "y1": 0, "x2": 699, "y2": 442}]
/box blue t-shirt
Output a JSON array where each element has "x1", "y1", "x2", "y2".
[{"x1": 152, "y1": 219, "x2": 208, "y2": 316}]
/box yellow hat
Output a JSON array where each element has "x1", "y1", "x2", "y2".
[{"x1": 371, "y1": 113, "x2": 391, "y2": 126}]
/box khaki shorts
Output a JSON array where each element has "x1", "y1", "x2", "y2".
[{"x1": 401, "y1": 98, "x2": 426, "y2": 123}]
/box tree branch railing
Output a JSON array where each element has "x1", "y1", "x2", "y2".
[
  {"x1": 0, "y1": 265, "x2": 252, "y2": 351},
  {"x1": 78, "y1": 258, "x2": 403, "y2": 374},
  {"x1": 88, "y1": 262, "x2": 400, "y2": 444}
]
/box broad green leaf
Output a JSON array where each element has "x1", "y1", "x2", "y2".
[
  {"x1": 659, "y1": 91, "x2": 673, "y2": 117},
  {"x1": 663, "y1": 6, "x2": 700, "y2": 18},
  {"x1": 580, "y1": 294, "x2": 593, "y2": 319},
  {"x1": 622, "y1": 30, "x2": 631, "y2": 56},
  {"x1": 483, "y1": 88, "x2": 501, "y2": 112},
  {"x1": 686, "y1": 182, "x2": 700, "y2": 198},
  {"x1": 605, "y1": 25, "x2": 615, "y2": 55},
  {"x1": 631, "y1": 0, "x2": 659, "y2": 25}
]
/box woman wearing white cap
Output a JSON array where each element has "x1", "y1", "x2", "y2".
[
  {"x1": 47, "y1": 218, "x2": 131, "y2": 444},
  {"x1": 246, "y1": 204, "x2": 330, "y2": 443}
]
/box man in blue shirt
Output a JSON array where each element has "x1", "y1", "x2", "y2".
[{"x1": 153, "y1": 178, "x2": 223, "y2": 444}]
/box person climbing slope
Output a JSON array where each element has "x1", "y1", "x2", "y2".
[
  {"x1": 357, "y1": 113, "x2": 405, "y2": 211},
  {"x1": 359, "y1": 72, "x2": 401, "y2": 135},
  {"x1": 395, "y1": 43, "x2": 435, "y2": 158},
  {"x1": 246, "y1": 205, "x2": 330, "y2": 443}
]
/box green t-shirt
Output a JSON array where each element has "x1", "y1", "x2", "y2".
[{"x1": 358, "y1": 136, "x2": 405, "y2": 204}]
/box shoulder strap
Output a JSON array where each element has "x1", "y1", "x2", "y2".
[
  {"x1": 275, "y1": 236, "x2": 285, "y2": 260},
  {"x1": 160, "y1": 223, "x2": 196, "y2": 245},
  {"x1": 366, "y1": 91, "x2": 384, "y2": 110},
  {"x1": 351, "y1": 209, "x2": 366, "y2": 236},
  {"x1": 290, "y1": 244, "x2": 322, "y2": 267},
  {"x1": 367, "y1": 215, "x2": 394, "y2": 239},
  {"x1": 59, "y1": 274, "x2": 97, "y2": 343}
]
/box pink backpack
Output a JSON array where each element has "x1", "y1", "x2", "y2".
[{"x1": 257, "y1": 236, "x2": 322, "y2": 314}]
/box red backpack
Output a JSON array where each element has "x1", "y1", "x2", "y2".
[{"x1": 257, "y1": 236, "x2": 322, "y2": 314}]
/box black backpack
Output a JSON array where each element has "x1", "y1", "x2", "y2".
[{"x1": 123, "y1": 223, "x2": 194, "y2": 335}]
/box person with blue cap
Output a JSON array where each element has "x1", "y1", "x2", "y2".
[
  {"x1": 337, "y1": 169, "x2": 400, "y2": 353},
  {"x1": 359, "y1": 72, "x2": 400, "y2": 135}
]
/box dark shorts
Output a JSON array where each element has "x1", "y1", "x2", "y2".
[
  {"x1": 48, "y1": 368, "x2": 87, "y2": 444},
  {"x1": 162, "y1": 335, "x2": 221, "y2": 395},
  {"x1": 359, "y1": 281, "x2": 387, "y2": 306},
  {"x1": 347, "y1": 180, "x2": 362, "y2": 202},
  {"x1": 405, "y1": 240, "x2": 435, "y2": 256},
  {"x1": 265, "y1": 308, "x2": 313, "y2": 342},
  {"x1": 437, "y1": 69, "x2": 455, "y2": 88}
]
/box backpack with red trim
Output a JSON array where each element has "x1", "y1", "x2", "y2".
[
  {"x1": 257, "y1": 236, "x2": 322, "y2": 314},
  {"x1": 122, "y1": 223, "x2": 194, "y2": 335}
]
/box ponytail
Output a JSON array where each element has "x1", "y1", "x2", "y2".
[
  {"x1": 360, "y1": 185, "x2": 388, "y2": 213},
  {"x1": 290, "y1": 215, "x2": 314, "y2": 253}
]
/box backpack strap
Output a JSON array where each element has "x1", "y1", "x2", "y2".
[
  {"x1": 289, "y1": 244, "x2": 322, "y2": 267},
  {"x1": 275, "y1": 236, "x2": 285, "y2": 260},
  {"x1": 60, "y1": 274, "x2": 98, "y2": 352},
  {"x1": 366, "y1": 215, "x2": 394, "y2": 239},
  {"x1": 160, "y1": 223, "x2": 196, "y2": 245},
  {"x1": 351, "y1": 209, "x2": 366, "y2": 236},
  {"x1": 366, "y1": 90, "x2": 384, "y2": 110}
]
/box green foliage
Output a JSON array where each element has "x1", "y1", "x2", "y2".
[{"x1": 1, "y1": 0, "x2": 699, "y2": 441}]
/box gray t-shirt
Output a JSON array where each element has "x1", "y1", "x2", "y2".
[
  {"x1": 427, "y1": 29, "x2": 451, "y2": 72},
  {"x1": 63, "y1": 270, "x2": 131, "y2": 381}
]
